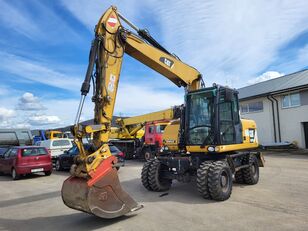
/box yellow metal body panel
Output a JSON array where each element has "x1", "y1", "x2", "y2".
[
  {"x1": 163, "y1": 119, "x2": 259, "y2": 153},
  {"x1": 120, "y1": 108, "x2": 174, "y2": 126}
]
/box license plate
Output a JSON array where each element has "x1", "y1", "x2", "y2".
[{"x1": 31, "y1": 168, "x2": 44, "y2": 173}]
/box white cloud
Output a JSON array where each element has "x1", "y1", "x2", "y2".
[
  {"x1": 28, "y1": 114, "x2": 61, "y2": 126},
  {"x1": 0, "y1": 0, "x2": 40, "y2": 39},
  {"x1": 0, "y1": 0, "x2": 82, "y2": 43},
  {"x1": 114, "y1": 83, "x2": 184, "y2": 116},
  {"x1": 61, "y1": 0, "x2": 142, "y2": 31},
  {"x1": 17, "y1": 92, "x2": 46, "y2": 111},
  {"x1": 247, "y1": 71, "x2": 284, "y2": 85},
  {"x1": 62, "y1": 0, "x2": 308, "y2": 88},
  {"x1": 0, "y1": 107, "x2": 16, "y2": 122},
  {"x1": 0, "y1": 51, "x2": 82, "y2": 91}
]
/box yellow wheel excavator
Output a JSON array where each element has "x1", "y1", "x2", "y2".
[{"x1": 61, "y1": 6, "x2": 264, "y2": 219}]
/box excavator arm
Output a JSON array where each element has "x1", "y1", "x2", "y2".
[{"x1": 61, "y1": 6, "x2": 203, "y2": 219}]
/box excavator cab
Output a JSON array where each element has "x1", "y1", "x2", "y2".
[{"x1": 185, "y1": 85, "x2": 242, "y2": 147}]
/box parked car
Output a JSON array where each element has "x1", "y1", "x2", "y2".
[
  {"x1": 0, "y1": 146, "x2": 52, "y2": 180},
  {"x1": 0, "y1": 147, "x2": 9, "y2": 156},
  {"x1": 55, "y1": 143, "x2": 125, "y2": 171},
  {"x1": 39, "y1": 138, "x2": 73, "y2": 161}
]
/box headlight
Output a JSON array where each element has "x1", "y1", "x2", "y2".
[
  {"x1": 215, "y1": 146, "x2": 219, "y2": 152},
  {"x1": 164, "y1": 146, "x2": 169, "y2": 150},
  {"x1": 207, "y1": 146, "x2": 215, "y2": 152}
]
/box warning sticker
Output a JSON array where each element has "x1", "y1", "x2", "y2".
[
  {"x1": 107, "y1": 74, "x2": 116, "y2": 93},
  {"x1": 107, "y1": 15, "x2": 117, "y2": 27}
]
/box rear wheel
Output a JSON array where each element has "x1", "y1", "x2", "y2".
[
  {"x1": 242, "y1": 154, "x2": 259, "y2": 185},
  {"x1": 196, "y1": 161, "x2": 212, "y2": 199},
  {"x1": 55, "y1": 159, "x2": 63, "y2": 171},
  {"x1": 234, "y1": 170, "x2": 244, "y2": 184},
  {"x1": 208, "y1": 160, "x2": 232, "y2": 201},
  {"x1": 11, "y1": 168, "x2": 20, "y2": 180},
  {"x1": 148, "y1": 159, "x2": 172, "y2": 192}
]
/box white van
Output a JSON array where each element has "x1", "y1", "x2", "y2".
[{"x1": 39, "y1": 138, "x2": 73, "y2": 160}]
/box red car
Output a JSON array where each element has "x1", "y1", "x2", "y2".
[{"x1": 0, "y1": 146, "x2": 53, "y2": 180}]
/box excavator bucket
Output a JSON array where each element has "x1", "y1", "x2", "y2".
[{"x1": 61, "y1": 156, "x2": 142, "y2": 219}]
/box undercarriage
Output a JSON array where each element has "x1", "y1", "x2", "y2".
[{"x1": 141, "y1": 151, "x2": 264, "y2": 200}]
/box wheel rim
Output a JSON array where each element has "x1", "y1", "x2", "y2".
[
  {"x1": 220, "y1": 170, "x2": 230, "y2": 193},
  {"x1": 144, "y1": 152, "x2": 151, "y2": 161},
  {"x1": 12, "y1": 169, "x2": 16, "y2": 178}
]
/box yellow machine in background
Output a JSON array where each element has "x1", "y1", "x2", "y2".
[
  {"x1": 45, "y1": 130, "x2": 64, "y2": 139},
  {"x1": 109, "y1": 107, "x2": 181, "y2": 160},
  {"x1": 61, "y1": 6, "x2": 264, "y2": 219}
]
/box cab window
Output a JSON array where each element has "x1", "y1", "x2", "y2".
[{"x1": 148, "y1": 126, "x2": 154, "y2": 134}]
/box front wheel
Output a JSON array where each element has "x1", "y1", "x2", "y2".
[
  {"x1": 12, "y1": 168, "x2": 20, "y2": 180},
  {"x1": 148, "y1": 159, "x2": 172, "y2": 192},
  {"x1": 208, "y1": 161, "x2": 233, "y2": 201}
]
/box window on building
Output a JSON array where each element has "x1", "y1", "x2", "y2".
[
  {"x1": 240, "y1": 101, "x2": 263, "y2": 113},
  {"x1": 282, "y1": 93, "x2": 300, "y2": 108}
]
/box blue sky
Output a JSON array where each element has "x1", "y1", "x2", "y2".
[{"x1": 0, "y1": 0, "x2": 307, "y2": 129}]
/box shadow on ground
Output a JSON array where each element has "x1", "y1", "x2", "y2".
[
  {"x1": 0, "y1": 191, "x2": 60, "y2": 208},
  {"x1": 0, "y1": 213, "x2": 136, "y2": 231}
]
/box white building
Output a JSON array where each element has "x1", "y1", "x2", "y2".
[{"x1": 238, "y1": 69, "x2": 308, "y2": 149}]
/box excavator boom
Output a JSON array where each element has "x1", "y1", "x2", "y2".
[{"x1": 61, "y1": 6, "x2": 203, "y2": 219}]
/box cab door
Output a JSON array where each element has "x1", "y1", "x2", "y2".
[
  {"x1": 145, "y1": 125, "x2": 155, "y2": 145},
  {"x1": 218, "y1": 89, "x2": 242, "y2": 145}
]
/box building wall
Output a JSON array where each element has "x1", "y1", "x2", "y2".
[
  {"x1": 240, "y1": 89, "x2": 308, "y2": 148},
  {"x1": 240, "y1": 97, "x2": 275, "y2": 145},
  {"x1": 275, "y1": 90, "x2": 308, "y2": 148}
]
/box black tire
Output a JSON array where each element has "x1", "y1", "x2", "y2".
[
  {"x1": 44, "y1": 171, "x2": 52, "y2": 176},
  {"x1": 55, "y1": 159, "x2": 63, "y2": 171},
  {"x1": 208, "y1": 160, "x2": 233, "y2": 201},
  {"x1": 11, "y1": 168, "x2": 20, "y2": 180},
  {"x1": 148, "y1": 159, "x2": 172, "y2": 192},
  {"x1": 196, "y1": 161, "x2": 212, "y2": 199},
  {"x1": 141, "y1": 159, "x2": 154, "y2": 191},
  {"x1": 242, "y1": 154, "x2": 259, "y2": 185},
  {"x1": 116, "y1": 166, "x2": 120, "y2": 171},
  {"x1": 234, "y1": 170, "x2": 244, "y2": 184}
]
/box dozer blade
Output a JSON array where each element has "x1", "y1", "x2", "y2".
[{"x1": 61, "y1": 156, "x2": 142, "y2": 219}]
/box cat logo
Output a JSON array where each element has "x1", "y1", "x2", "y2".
[{"x1": 159, "y1": 57, "x2": 174, "y2": 68}]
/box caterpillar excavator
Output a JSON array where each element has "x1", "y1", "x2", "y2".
[{"x1": 61, "y1": 6, "x2": 264, "y2": 219}]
